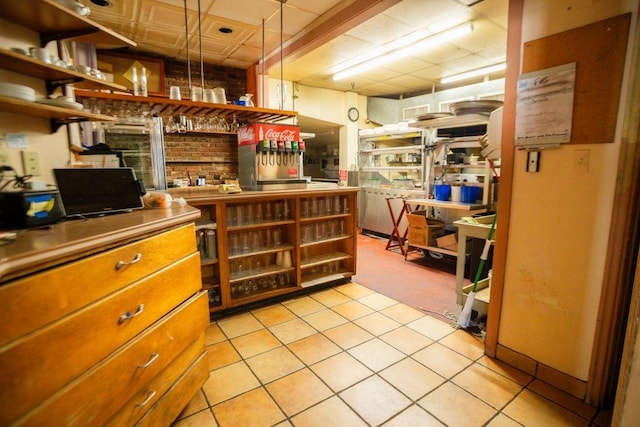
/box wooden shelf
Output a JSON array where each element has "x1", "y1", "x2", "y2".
[
  {"x1": 230, "y1": 286, "x2": 297, "y2": 306},
  {"x1": 74, "y1": 90, "x2": 298, "y2": 124},
  {"x1": 300, "y1": 235, "x2": 352, "y2": 248},
  {"x1": 0, "y1": 48, "x2": 127, "y2": 93},
  {"x1": 300, "y1": 251, "x2": 352, "y2": 269},
  {"x1": 227, "y1": 220, "x2": 295, "y2": 232},
  {"x1": 0, "y1": 0, "x2": 136, "y2": 48},
  {"x1": 228, "y1": 245, "x2": 295, "y2": 261},
  {"x1": 0, "y1": 95, "x2": 115, "y2": 131},
  {"x1": 301, "y1": 270, "x2": 352, "y2": 288},
  {"x1": 229, "y1": 266, "x2": 295, "y2": 284},
  {"x1": 300, "y1": 213, "x2": 351, "y2": 223}
]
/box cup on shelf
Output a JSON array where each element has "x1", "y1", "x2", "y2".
[
  {"x1": 169, "y1": 86, "x2": 182, "y2": 100},
  {"x1": 30, "y1": 47, "x2": 50, "y2": 64},
  {"x1": 204, "y1": 89, "x2": 215, "y2": 103},
  {"x1": 213, "y1": 87, "x2": 227, "y2": 104},
  {"x1": 282, "y1": 251, "x2": 292, "y2": 268},
  {"x1": 191, "y1": 87, "x2": 203, "y2": 102}
]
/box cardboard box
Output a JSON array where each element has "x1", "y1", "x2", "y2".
[
  {"x1": 436, "y1": 233, "x2": 458, "y2": 252},
  {"x1": 406, "y1": 211, "x2": 445, "y2": 247}
]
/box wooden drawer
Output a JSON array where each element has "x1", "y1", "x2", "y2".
[
  {"x1": 0, "y1": 224, "x2": 197, "y2": 347},
  {"x1": 135, "y1": 350, "x2": 210, "y2": 427},
  {"x1": 107, "y1": 342, "x2": 209, "y2": 426},
  {"x1": 16, "y1": 291, "x2": 209, "y2": 426},
  {"x1": 0, "y1": 252, "x2": 202, "y2": 425}
]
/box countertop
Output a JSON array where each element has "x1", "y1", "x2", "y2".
[
  {"x1": 168, "y1": 185, "x2": 359, "y2": 203},
  {"x1": 0, "y1": 205, "x2": 200, "y2": 283}
]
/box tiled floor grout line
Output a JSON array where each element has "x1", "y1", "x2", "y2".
[
  {"x1": 244, "y1": 292, "x2": 481, "y2": 426},
  {"x1": 194, "y1": 284, "x2": 600, "y2": 427}
]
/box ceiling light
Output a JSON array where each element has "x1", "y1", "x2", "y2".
[
  {"x1": 332, "y1": 22, "x2": 473, "y2": 81},
  {"x1": 440, "y1": 62, "x2": 506, "y2": 84}
]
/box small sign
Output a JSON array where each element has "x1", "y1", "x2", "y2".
[
  {"x1": 515, "y1": 62, "x2": 576, "y2": 147},
  {"x1": 339, "y1": 169, "x2": 348, "y2": 181}
]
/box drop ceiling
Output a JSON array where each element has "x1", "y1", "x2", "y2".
[{"x1": 85, "y1": 0, "x2": 508, "y2": 99}]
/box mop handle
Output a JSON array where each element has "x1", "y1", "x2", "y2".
[{"x1": 471, "y1": 214, "x2": 497, "y2": 292}]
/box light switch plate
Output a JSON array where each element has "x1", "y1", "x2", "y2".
[{"x1": 527, "y1": 151, "x2": 540, "y2": 172}]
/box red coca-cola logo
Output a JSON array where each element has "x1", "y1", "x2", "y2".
[
  {"x1": 237, "y1": 126, "x2": 255, "y2": 142},
  {"x1": 265, "y1": 129, "x2": 296, "y2": 141}
]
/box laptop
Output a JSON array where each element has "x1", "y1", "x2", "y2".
[{"x1": 53, "y1": 168, "x2": 145, "y2": 218}]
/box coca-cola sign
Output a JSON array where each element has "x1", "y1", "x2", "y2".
[{"x1": 238, "y1": 123, "x2": 300, "y2": 146}]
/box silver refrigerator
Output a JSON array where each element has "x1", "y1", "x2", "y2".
[{"x1": 99, "y1": 117, "x2": 167, "y2": 191}]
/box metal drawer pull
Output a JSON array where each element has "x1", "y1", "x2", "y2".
[
  {"x1": 115, "y1": 253, "x2": 142, "y2": 270},
  {"x1": 135, "y1": 390, "x2": 156, "y2": 408},
  {"x1": 118, "y1": 304, "x2": 145, "y2": 324},
  {"x1": 138, "y1": 352, "x2": 159, "y2": 369}
]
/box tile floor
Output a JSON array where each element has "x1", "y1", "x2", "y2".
[{"x1": 173, "y1": 282, "x2": 611, "y2": 427}]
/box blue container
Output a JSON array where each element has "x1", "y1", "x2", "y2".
[
  {"x1": 461, "y1": 186, "x2": 480, "y2": 203},
  {"x1": 434, "y1": 184, "x2": 451, "y2": 201}
]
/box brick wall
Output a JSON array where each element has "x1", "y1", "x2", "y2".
[
  {"x1": 165, "y1": 133, "x2": 238, "y2": 184},
  {"x1": 115, "y1": 50, "x2": 246, "y2": 185}
]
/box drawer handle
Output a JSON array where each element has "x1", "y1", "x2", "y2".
[
  {"x1": 138, "y1": 352, "x2": 159, "y2": 369},
  {"x1": 115, "y1": 253, "x2": 142, "y2": 270},
  {"x1": 135, "y1": 390, "x2": 156, "y2": 408},
  {"x1": 118, "y1": 304, "x2": 145, "y2": 324}
]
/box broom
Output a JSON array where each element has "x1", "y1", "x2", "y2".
[{"x1": 458, "y1": 214, "x2": 497, "y2": 329}]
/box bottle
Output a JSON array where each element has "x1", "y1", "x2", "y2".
[
  {"x1": 139, "y1": 67, "x2": 148, "y2": 97},
  {"x1": 206, "y1": 229, "x2": 217, "y2": 259},
  {"x1": 132, "y1": 67, "x2": 140, "y2": 96}
]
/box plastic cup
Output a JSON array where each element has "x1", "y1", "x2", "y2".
[{"x1": 169, "y1": 86, "x2": 182, "y2": 100}]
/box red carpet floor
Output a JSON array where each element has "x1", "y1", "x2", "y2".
[{"x1": 353, "y1": 232, "x2": 464, "y2": 323}]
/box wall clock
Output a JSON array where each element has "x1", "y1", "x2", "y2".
[{"x1": 348, "y1": 107, "x2": 359, "y2": 122}]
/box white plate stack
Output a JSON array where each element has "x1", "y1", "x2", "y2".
[
  {"x1": 35, "y1": 97, "x2": 84, "y2": 110},
  {"x1": 0, "y1": 82, "x2": 36, "y2": 102}
]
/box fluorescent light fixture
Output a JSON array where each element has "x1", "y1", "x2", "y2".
[
  {"x1": 441, "y1": 62, "x2": 506, "y2": 84},
  {"x1": 332, "y1": 22, "x2": 473, "y2": 81}
]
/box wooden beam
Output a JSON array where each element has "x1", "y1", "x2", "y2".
[{"x1": 261, "y1": 0, "x2": 402, "y2": 70}]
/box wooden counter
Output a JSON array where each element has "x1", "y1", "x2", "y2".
[
  {"x1": 172, "y1": 186, "x2": 360, "y2": 315},
  {"x1": 0, "y1": 205, "x2": 209, "y2": 425},
  {"x1": 0, "y1": 205, "x2": 200, "y2": 283}
]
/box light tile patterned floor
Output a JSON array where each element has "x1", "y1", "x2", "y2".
[{"x1": 174, "y1": 283, "x2": 609, "y2": 427}]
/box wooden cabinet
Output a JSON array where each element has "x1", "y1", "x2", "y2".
[
  {"x1": 0, "y1": 206, "x2": 209, "y2": 426},
  {"x1": 182, "y1": 188, "x2": 358, "y2": 315}
]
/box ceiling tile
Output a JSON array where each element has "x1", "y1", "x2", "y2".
[
  {"x1": 286, "y1": 0, "x2": 344, "y2": 15},
  {"x1": 384, "y1": 0, "x2": 470, "y2": 29},
  {"x1": 263, "y1": 5, "x2": 319, "y2": 35},
  {"x1": 210, "y1": 0, "x2": 282, "y2": 26},
  {"x1": 346, "y1": 13, "x2": 414, "y2": 45}
]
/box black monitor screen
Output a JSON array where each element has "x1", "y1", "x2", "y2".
[{"x1": 53, "y1": 168, "x2": 144, "y2": 217}]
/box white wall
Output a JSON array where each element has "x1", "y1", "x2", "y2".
[{"x1": 499, "y1": 0, "x2": 638, "y2": 380}]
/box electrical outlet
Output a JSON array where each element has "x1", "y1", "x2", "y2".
[
  {"x1": 21, "y1": 150, "x2": 41, "y2": 176},
  {"x1": 0, "y1": 148, "x2": 10, "y2": 167}
]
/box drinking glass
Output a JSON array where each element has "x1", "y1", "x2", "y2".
[{"x1": 273, "y1": 229, "x2": 282, "y2": 246}]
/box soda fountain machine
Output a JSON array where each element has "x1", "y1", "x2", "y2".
[{"x1": 237, "y1": 123, "x2": 307, "y2": 191}]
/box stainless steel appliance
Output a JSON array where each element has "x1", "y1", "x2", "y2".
[
  {"x1": 237, "y1": 124, "x2": 307, "y2": 191},
  {"x1": 100, "y1": 117, "x2": 167, "y2": 190}
]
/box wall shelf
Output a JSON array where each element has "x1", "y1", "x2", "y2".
[
  {"x1": 0, "y1": 0, "x2": 136, "y2": 48},
  {"x1": 0, "y1": 95, "x2": 115, "y2": 132},
  {"x1": 0, "y1": 48, "x2": 127, "y2": 93},
  {"x1": 75, "y1": 90, "x2": 298, "y2": 124}
]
